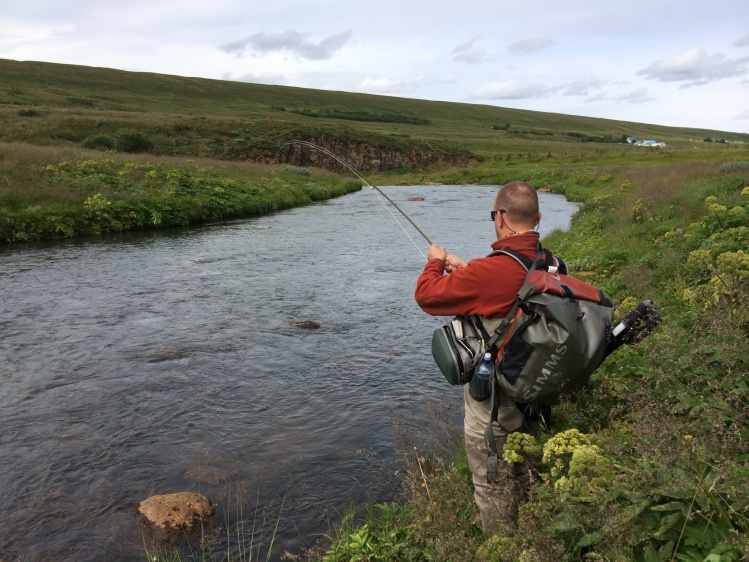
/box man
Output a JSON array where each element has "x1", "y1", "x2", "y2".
[{"x1": 414, "y1": 181, "x2": 564, "y2": 535}]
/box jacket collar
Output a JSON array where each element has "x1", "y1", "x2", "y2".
[{"x1": 490, "y1": 232, "x2": 540, "y2": 253}]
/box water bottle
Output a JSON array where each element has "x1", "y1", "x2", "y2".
[{"x1": 469, "y1": 352, "x2": 493, "y2": 402}]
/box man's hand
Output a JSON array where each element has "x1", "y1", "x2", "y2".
[
  {"x1": 445, "y1": 254, "x2": 467, "y2": 272},
  {"x1": 427, "y1": 244, "x2": 448, "y2": 262}
]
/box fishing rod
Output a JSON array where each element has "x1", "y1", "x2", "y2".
[{"x1": 275, "y1": 140, "x2": 433, "y2": 246}]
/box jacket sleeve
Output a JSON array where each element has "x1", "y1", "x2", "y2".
[{"x1": 414, "y1": 259, "x2": 482, "y2": 317}]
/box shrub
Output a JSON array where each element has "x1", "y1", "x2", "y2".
[
  {"x1": 18, "y1": 109, "x2": 38, "y2": 117},
  {"x1": 115, "y1": 128, "x2": 153, "y2": 153},
  {"x1": 81, "y1": 134, "x2": 115, "y2": 150},
  {"x1": 67, "y1": 96, "x2": 94, "y2": 107},
  {"x1": 281, "y1": 165, "x2": 310, "y2": 176},
  {"x1": 288, "y1": 108, "x2": 432, "y2": 125},
  {"x1": 719, "y1": 160, "x2": 749, "y2": 173},
  {"x1": 94, "y1": 117, "x2": 111, "y2": 127}
]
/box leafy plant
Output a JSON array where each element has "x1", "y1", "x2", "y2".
[
  {"x1": 81, "y1": 133, "x2": 115, "y2": 150},
  {"x1": 115, "y1": 128, "x2": 154, "y2": 153}
]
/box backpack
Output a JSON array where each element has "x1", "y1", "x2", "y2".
[
  {"x1": 430, "y1": 245, "x2": 614, "y2": 406},
  {"x1": 490, "y1": 247, "x2": 614, "y2": 406},
  {"x1": 430, "y1": 249, "x2": 562, "y2": 398}
]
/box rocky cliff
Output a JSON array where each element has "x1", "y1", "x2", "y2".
[{"x1": 275, "y1": 136, "x2": 481, "y2": 172}]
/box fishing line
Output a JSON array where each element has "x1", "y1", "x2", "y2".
[
  {"x1": 275, "y1": 140, "x2": 432, "y2": 259},
  {"x1": 370, "y1": 187, "x2": 427, "y2": 261}
]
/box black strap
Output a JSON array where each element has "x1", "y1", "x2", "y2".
[
  {"x1": 483, "y1": 243, "x2": 546, "y2": 351},
  {"x1": 489, "y1": 246, "x2": 556, "y2": 273},
  {"x1": 482, "y1": 244, "x2": 571, "y2": 470},
  {"x1": 483, "y1": 244, "x2": 550, "y2": 463},
  {"x1": 489, "y1": 248, "x2": 533, "y2": 270}
]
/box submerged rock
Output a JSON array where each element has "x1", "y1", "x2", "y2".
[
  {"x1": 137, "y1": 492, "x2": 214, "y2": 530},
  {"x1": 294, "y1": 320, "x2": 321, "y2": 329},
  {"x1": 147, "y1": 346, "x2": 181, "y2": 362}
]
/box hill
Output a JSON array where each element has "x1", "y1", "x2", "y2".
[{"x1": 2, "y1": 58, "x2": 747, "y2": 171}]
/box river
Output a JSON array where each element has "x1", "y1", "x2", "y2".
[{"x1": 0, "y1": 185, "x2": 578, "y2": 561}]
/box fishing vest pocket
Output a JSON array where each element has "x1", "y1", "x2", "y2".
[{"x1": 431, "y1": 316, "x2": 485, "y2": 386}]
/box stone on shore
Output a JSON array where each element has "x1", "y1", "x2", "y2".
[{"x1": 137, "y1": 492, "x2": 214, "y2": 530}]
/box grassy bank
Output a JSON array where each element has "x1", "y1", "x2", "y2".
[
  {"x1": 316, "y1": 159, "x2": 749, "y2": 561},
  {"x1": 0, "y1": 142, "x2": 361, "y2": 243}
]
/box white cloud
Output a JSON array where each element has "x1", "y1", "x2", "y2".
[
  {"x1": 615, "y1": 88, "x2": 655, "y2": 104},
  {"x1": 584, "y1": 92, "x2": 609, "y2": 103},
  {"x1": 637, "y1": 48, "x2": 749, "y2": 87},
  {"x1": 508, "y1": 37, "x2": 553, "y2": 54},
  {"x1": 439, "y1": 73, "x2": 460, "y2": 84},
  {"x1": 473, "y1": 79, "x2": 552, "y2": 100},
  {"x1": 451, "y1": 38, "x2": 486, "y2": 63},
  {"x1": 563, "y1": 79, "x2": 604, "y2": 96},
  {"x1": 219, "y1": 30, "x2": 352, "y2": 60},
  {"x1": 735, "y1": 110, "x2": 749, "y2": 120},
  {"x1": 357, "y1": 76, "x2": 424, "y2": 94},
  {"x1": 222, "y1": 71, "x2": 288, "y2": 85},
  {"x1": 734, "y1": 35, "x2": 749, "y2": 48}
]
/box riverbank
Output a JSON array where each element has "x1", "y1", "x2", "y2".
[
  {"x1": 0, "y1": 142, "x2": 361, "y2": 243},
  {"x1": 315, "y1": 159, "x2": 749, "y2": 561}
]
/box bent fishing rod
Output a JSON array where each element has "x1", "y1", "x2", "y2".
[{"x1": 275, "y1": 140, "x2": 433, "y2": 247}]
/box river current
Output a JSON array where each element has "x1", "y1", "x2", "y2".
[{"x1": 0, "y1": 185, "x2": 578, "y2": 561}]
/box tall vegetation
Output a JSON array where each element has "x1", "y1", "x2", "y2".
[
  {"x1": 287, "y1": 108, "x2": 432, "y2": 126},
  {"x1": 0, "y1": 143, "x2": 360, "y2": 243}
]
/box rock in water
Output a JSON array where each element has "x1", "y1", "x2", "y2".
[
  {"x1": 137, "y1": 492, "x2": 214, "y2": 530},
  {"x1": 408, "y1": 196, "x2": 425, "y2": 201},
  {"x1": 147, "y1": 346, "x2": 181, "y2": 362},
  {"x1": 294, "y1": 320, "x2": 321, "y2": 329}
]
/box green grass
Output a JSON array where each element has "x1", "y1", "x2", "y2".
[
  {"x1": 2, "y1": 58, "x2": 748, "y2": 163},
  {"x1": 143, "y1": 484, "x2": 288, "y2": 562},
  {"x1": 0, "y1": 142, "x2": 360, "y2": 242}
]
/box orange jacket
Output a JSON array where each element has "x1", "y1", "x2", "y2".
[{"x1": 414, "y1": 233, "x2": 543, "y2": 318}]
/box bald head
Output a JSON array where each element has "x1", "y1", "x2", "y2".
[{"x1": 494, "y1": 181, "x2": 540, "y2": 229}]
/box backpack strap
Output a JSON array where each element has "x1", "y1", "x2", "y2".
[
  {"x1": 483, "y1": 244, "x2": 547, "y2": 461},
  {"x1": 489, "y1": 245, "x2": 558, "y2": 273},
  {"x1": 483, "y1": 243, "x2": 547, "y2": 351}
]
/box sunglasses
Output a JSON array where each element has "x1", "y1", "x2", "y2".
[{"x1": 490, "y1": 209, "x2": 506, "y2": 222}]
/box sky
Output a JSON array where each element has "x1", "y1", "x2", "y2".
[{"x1": 2, "y1": 0, "x2": 748, "y2": 134}]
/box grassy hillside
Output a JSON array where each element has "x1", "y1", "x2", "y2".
[{"x1": 2, "y1": 58, "x2": 748, "y2": 161}]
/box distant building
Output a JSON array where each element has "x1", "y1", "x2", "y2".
[{"x1": 637, "y1": 140, "x2": 666, "y2": 147}]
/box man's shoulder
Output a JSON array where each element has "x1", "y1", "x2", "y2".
[{"x1": 466, "y1": 251, "x2": 528, "y2": 275}]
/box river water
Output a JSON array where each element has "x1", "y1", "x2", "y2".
[{"x1": 0, "y1": 185, "x2": 578, "y2": 561}]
